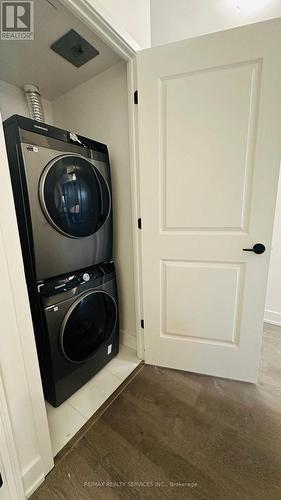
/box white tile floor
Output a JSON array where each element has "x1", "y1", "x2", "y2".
[{"x1": 46, "y1": 346, "x2": 140, "y2": 457}]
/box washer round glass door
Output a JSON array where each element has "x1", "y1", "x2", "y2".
[
  {"x1": 40, "y1": 155, "x2": 111, "y2": 238},
  {"x1": 61, "y1": 291, "x2": 117, "y2": 363}
]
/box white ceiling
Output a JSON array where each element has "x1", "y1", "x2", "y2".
[
  {"x1": 150, "y1": 0, "x2": 281, "y2": 46},
  {"x1": 0, "y1": 0, "x2": 122, "y2": 100}
]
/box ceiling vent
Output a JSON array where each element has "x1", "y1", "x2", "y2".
[{"x1": 51, "y1": 29, "x2": 99, "y2": 68}]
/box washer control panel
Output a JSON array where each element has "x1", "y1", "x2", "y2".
[{"x1": 40, "y1": 263, "x2": 114, "y2": 297}]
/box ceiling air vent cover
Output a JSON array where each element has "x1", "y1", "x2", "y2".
[{"x1": 51, "y1": 29, "x2": 99, "y2": 68}]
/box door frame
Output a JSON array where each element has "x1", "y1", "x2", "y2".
[
  {"x1": 0, "y1": 373, "x2": 25, "y2": 500},
  {"x1": 60, "y1": 0, "x2": 140, "y2": 59}
]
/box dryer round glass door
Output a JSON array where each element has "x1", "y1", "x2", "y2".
[
  {"x1": 39, "y1": 155, "x2": 111, "y2": 238},
  {"x1": 60, "y1": 291, "x2": 117, "y2": 363}
]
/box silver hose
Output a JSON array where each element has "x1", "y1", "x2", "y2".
[{"x1": 24, "y1": 84, "x2": 45, "y2": 122}]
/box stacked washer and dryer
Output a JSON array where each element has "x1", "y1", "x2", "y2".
[{"x1": 4, "y1": 115, "x2": 119, "y2": 407}]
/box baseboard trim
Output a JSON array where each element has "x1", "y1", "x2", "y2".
[
  {"x1": 264, "y1": 310, "x2": 281, "y2": 326},
  {"x1": 22, "y1": 456, "x2": 45, "y2": 498},
  {"x1": 25, "y1": 473, "x2": 45, "y2": 499}
]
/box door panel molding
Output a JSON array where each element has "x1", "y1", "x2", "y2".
[
  {"x1": 161, "y1": 260, "x2": 244, "y2": 347},
  {"x1": 159, "y1": 59, "x2": 262, "y2": 233}
]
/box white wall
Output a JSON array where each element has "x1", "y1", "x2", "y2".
[
  {"x1": 265, "y1": 168, "x2": 281, "y2": 325},
  {"x1": 53, "y1": 62, "x2": 137, "y2": 346},
  {"x1": 0, "y1": 80, "x2": 53, "y2": 124},
  {"x1": 87, "y1": 0, "x2": 151, "y2": 49},
  {"x1": 150, "y1": 0, "x2": 281, "y2": 46}
]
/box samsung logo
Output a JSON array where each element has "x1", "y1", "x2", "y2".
[{"x1": 34, "y1": 124, "x2": 48, "y2": 132}]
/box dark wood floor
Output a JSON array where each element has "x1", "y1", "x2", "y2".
[{"x1": 32, "y1": 326, "x2": 281, "y2": 500}]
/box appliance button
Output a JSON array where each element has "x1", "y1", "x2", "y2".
[
  {"x1": 82, "y1": 273, "x2": 90, "y2": 282},
  {"x1": 54, "y1": 283, "x2": 65, "y2": 290}
]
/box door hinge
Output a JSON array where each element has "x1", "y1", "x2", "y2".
[
  {"x1": 138, "y1": 218, "x2": 142, "y2": 229},
  {"x1": 0, "y1": 472, "x2": 3, "y2": 488},
  {"x1": 141, "y1": 319, "x2": 144, "y2": 329},
  {"x1": 134, "y1": 90, "x2": 138, "y2": 104}
]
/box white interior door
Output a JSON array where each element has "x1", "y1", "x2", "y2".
[{"x1": 137, "y1": 18, "x2": 281, "y2": 382}]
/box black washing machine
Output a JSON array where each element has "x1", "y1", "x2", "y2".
[
  {"x1": 4, "y1": 115, "x2": 113, "y2": 282},
  {"x1": 30, "y1": 263, "x2": 119, "y2": 407}
]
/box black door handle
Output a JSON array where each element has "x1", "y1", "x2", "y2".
[{"x1": 243, "y1": 243, "x2": 266, "y2": 254}]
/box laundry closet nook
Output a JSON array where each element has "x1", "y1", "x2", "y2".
[{"x1": 0, "y1": 0, "x2": 141, "y2": 496}]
